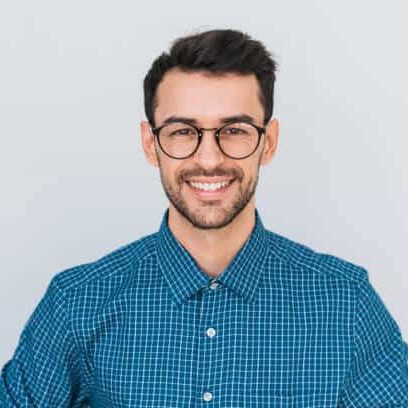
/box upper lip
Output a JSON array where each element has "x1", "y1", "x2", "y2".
[{"x1": 186, "y1": 178, "x2": 235, "y2": 184}]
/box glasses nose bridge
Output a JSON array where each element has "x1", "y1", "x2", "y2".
[
  {"x1": 194, "y1": 126, "x2": 223, "y2": 158},
  {"x1": 196, "y1": 126, "x2": 221, "y2": 147},
  {"x1": 197, "y1": 126, "x2": 219, "y2": 137}
]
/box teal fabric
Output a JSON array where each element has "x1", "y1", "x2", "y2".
[{"x1": 1, "y1": 208, "x2": 407, "y2": 407}]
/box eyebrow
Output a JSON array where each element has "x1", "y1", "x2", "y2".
[{"x1": 160, "y1": 114, "x2": 258, "y2": 127}]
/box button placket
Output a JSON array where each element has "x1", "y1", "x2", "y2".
[{"x1": 196, "y1": 281, "x2": 222, "y2": 404}]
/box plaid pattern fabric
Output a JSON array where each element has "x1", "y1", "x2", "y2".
[{"x1": 1, "y1": 208, "x2": 407, "y2": 407}]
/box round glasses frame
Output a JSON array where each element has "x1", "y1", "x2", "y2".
[{"x1": 151, "y1": 121, "x2": 266, "y2": 160}]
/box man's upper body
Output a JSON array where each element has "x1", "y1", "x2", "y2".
[
  {"x1": 1, "y1": 29, "x2": 408, "y2": 406},
  {"x1": 1, "y1": 208, "x2": 408, "y2": 407}
]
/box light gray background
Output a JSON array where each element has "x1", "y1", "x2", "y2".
[{"x1": 1, "y1": 0, "x2": 407, "y2": 367}]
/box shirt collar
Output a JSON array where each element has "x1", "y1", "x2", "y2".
[{"x1": 156, "y1": 208, "x2": 269, "y2": 306}]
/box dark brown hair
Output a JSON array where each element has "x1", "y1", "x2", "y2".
[{"x1": 143, "y1": 29, "x2": 277, "y2": 127}]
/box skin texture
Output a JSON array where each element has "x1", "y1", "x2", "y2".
[{"x1": 141, "y1": 68, "x2": 279, "y2": 277}]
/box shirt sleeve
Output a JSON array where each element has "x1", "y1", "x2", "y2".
[
  {"x1": 0, "y1": 278, "x2": 89, "y2": 407},
  {"x1": 339, "y1": 273, "x2": 408, "y2": 407}
]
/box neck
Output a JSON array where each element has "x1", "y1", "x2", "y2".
[{"x1": 168, "y1": 202, "x2": 256, "y2": 278}]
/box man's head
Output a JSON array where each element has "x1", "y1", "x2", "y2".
[
  {"x1": 141, "y1": 29, "x2": 279, "y2": 230},
  {"x1": 143, "y1": 29, "x2": 277, "y2": 128}
]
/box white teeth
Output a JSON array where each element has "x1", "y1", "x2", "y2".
[{"x1": 189, "y1": 180, "x2": 232, "y2": 191}]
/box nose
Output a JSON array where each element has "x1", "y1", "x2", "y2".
[{"x1": 193, "y1": 129, "x2": 225, "y2": 168}]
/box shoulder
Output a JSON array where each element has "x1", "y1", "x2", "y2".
[
  {"x1": 50, "y1": 231, "x2": 158, "y2": 297},
  {"x1": 263, "y1": 228, "x2": 369, "y2": 286}
]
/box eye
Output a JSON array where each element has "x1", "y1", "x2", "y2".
[
  {"x1": 170, "y1": 128, "x2": 196, "y2": 136},
  {"x1": 222, "y1": 126, "x2": 248, "y2": 135}
]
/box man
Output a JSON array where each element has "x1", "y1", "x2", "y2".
[{"x1": 1, "y1": 29, "x2": 407, "y2": 407}]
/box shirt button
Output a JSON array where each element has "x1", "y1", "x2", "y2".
[
  {"x1": 206, "y1": 327, "x2": 216, "y2": 338},
  {"x1": 202, "y1": 391, "x2": 213, "y2": 402},
  {"x1": 209, "y1": 281, "x2": 219, "y2": 290}
]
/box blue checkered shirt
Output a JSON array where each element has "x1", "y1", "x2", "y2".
[{"x1": 1, "y1": 208, "x2": 408, "y2": 407}]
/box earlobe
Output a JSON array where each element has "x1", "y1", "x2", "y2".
[{"x1": 140, "y1": 121, "x2": 159, "y2": 167}]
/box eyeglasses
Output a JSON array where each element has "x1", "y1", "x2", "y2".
[{"x1": 151, "y1": 121, "x2": 265, "y2": 160}]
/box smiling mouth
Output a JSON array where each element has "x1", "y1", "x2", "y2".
[
  {"x1": 186, "y1": 178, "x2": 235, "y2": 192},
  {"x1": 186, "y1": 178, "x2": 236, "y2": 198}
]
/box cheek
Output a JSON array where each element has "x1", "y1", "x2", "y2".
[
  {"x1": 241, "y1": 160, "x2": 260, "y2": 179},
  {"x1": 160, "y1": 160, "x2": 183, "y2": 183}
]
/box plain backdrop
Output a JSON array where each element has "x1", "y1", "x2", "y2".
[{"x1": 1, "y1": 0, "x2": 407, "y2": 367}]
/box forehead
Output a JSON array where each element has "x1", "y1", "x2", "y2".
[{"x1": 154, "y1": 69, "x2": 264, "y2": 124}]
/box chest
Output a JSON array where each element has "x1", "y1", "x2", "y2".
[{"x1": 85, "y1": 285, "x2": 353, "y2": 407}]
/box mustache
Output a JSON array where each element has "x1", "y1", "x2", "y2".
[{"x1": 180, "y1": 167, "x2": 243, "y2": 182}]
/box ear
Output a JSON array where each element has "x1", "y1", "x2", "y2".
[
  {"x1": 140, "y1": 121, "x2": 159, "y2": 167},
  {"x1": 260, "y1": 118, "x2": 279, "y2": 166}
]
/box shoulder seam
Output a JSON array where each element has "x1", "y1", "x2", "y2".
[
  {"x1": 55, "y1": 234, "x2": 158, "y2": 294},
  {"x1": 265, "y1": 231, "x2": 368, "y2": 285}
]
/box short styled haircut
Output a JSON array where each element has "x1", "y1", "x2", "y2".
[{"x1": 143, "y1": 29, "x2": 277, "y2": 127}]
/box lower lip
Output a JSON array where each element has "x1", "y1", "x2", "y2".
[{"x1": 186, "y1": 180, "x2": 236, "y2": 199}]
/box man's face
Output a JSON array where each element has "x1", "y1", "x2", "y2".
[{"x1": 141, "y1": 69, "x2": 278, "y2": 230}]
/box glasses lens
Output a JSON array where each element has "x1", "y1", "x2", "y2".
[
  {"x1": 218, "y1": 122, "x2": 259, "y2": 158},
  {"x1": 158, "y1": 123, "x2": 199, "y2": 158}
]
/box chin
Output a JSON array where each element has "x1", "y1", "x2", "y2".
[{"x1": 179, "y1": 204, "x2": 246, "y2": 230}]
